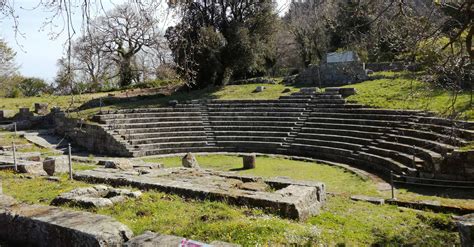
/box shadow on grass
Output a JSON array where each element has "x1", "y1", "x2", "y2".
[{"x1": 396, "y1": 184, "x2": 474, "y2": 201}]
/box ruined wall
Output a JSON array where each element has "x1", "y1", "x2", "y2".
[
  {"x1": 298, "y1": 62, "x2": 368, "y2": 87},
  {"x1": 53, "y1": 113, "x2": 131, "y2": 157}
]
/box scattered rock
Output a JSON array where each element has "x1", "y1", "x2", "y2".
[
  {"x1": 254, "y1": 86, "x2": 265, "y2": 93},
  {"x1": 34, "y1": 103, "x2": 48, "y2": 115},
  {"x1": 51, "y1": 185, "x2": 142, "y2": 208},
  {"x1": 350, "y1": 195, "x2": 385, "y2": 205},
  {"x1": 99, "y1": 159, "x2": 134, "y2": 170},
  {"x1": 242, "y1": 154, "x2": 256, "y2": 169},
  {"x1": 182, "y1": 153, "x2": 199, "y2": 168}
]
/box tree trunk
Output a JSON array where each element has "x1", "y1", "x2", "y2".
[{"x1": 119, "y1": 56, "x2": 133, "y2": 87}]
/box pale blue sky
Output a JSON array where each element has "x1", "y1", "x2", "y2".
[{"x1": 1, "y1": 0, "x2": 290, "y2": 82}]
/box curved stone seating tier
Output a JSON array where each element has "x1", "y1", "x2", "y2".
[{"x1": 92, "y1": 89, "x2": 474, "y2": 182}]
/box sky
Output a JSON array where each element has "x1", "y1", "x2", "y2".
[{"x1": 1, "y1": 0, "x2": 291, "y2": 82}]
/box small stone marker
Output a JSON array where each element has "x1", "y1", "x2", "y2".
[
  {"x1": 350, "y1": 195, "x2": 385, "y2": 205},
  {"x1": 182, "y1": 153, "x2": 199, "y2": 168},
  {"x1": 242, "y1": 154, "x2": 256, "y2": 169},
  {"x1": 255, "y1": 86, "x2": 265, "y2": 93},
  {"x1": 34, "y1": 103, "x2": 48, "y2": 115}
]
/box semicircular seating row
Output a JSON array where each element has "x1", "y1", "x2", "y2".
[{"x1": 94, "y1": 88, "x2": 474, "y2": 182}]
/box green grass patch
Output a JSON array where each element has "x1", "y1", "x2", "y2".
[{"x1": 345, "y1": 72, "x2": 474, "y2": 120}]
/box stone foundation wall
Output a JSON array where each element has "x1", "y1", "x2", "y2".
[
  {"x1": 53, "y1": 113, "x2": 131, "y2": 157},
  {"x1": 298, "y1": 62, "x2": 368, "y2": 86}
]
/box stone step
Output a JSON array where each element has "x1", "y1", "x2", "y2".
[
  {"x1": 106, "y1": 121, "x2": 204, "y2": 130},
  {"x1": 364, "y1": 145, "x2": 424, "y2": 167},
  {"x1": 305, "y1": 117, "x2": 471, "y2": 140},
  {"x1": 208, "y1": 116, "x2": 303, "y2": 122},
  {"x1": 206, "y1": 112, "x2": 305, "y2": 117},
  {"x1": 128, "y1": 136, "x2": 208, "y2": 145},
  {"x1": 94, "y1": 111, "x2": 202, "y2": 120},
  {"x1": 134, "y1": 141, "x2": 209, "y2": 150},
  {"x1": 104, "y1": 116, "x2": 203, "y2": 124},
  {"x1": 311, "y1": 104, "x2": 364, "y2": 109},
  {"x1": 114, "y1": 126, "x2": 206, "y2": 135},
  {"x1": 215, "y1": 136, "x2": 287, "y2": 143},
  {"x1": 290, "y1": 143, "x2": 415, "y2": 175},
  {"x1": 141, "y1": 146, "x2": 227, "y2": 156},
  {"x1": 211, "y1": 125, "x2": 295, "y2": 132},
  {"x1": 210, "y1": 121, "x2": 298, "y2": 127},
  {"x1": 208, "y1": 107, "x2": 307, "y2": 112},
  {"x1": 311, "y1": 108, "x2": 431, "y2": 115},
  {"x1": 299, "y1": 126, "x2": 458, "y2": 153},
  {"x1": 309, "y1": 112, "x2": 474, "y2": 131},
  {"x1": 206, "y1": 103, "x2": 310, "y2": 108},
  {"x1": 213, "y1": 131, "x2": 291, "y2": 137},
  {"x1": 100, "y1": 107, "x2": 201, "y2": 114}
]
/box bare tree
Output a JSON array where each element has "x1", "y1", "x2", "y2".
[{"x1": 92, "y1": 4, "x2": 161, "y2": 87}]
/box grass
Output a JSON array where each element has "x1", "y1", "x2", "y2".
[
  {"x1": 0, "y1": 154, "x2": 462, "y2": 245},
  {"x1": 0, "y1": 133, "x2": 52, "y2": 153},
  {"x1": 345, "y1": 71, "x2": 474, "y2": 120},
  {"x1": 0, "y1": 92, "x2": 109, "y2": 116}
]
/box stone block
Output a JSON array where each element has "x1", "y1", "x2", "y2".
[
  {"x1": 0, "y1": 110, "x2": 4, "y2": 120},
  {"x1": 51, "y1": 185, "x2": 142, "y2": 208},
  {"x1": 0, "y1": 203, "x2": 133, "y2": 246},
  {"x1": 350, "y1": 195, "x2": 385, "y2": 205},
  {"x1": 242, "y1": 154, "x2": 256, "y2": 169},
  {"x1": 456, "y1": 213, "x2": 474, "y2": 247},
  {"x1": 34, "y1": 103, "x2": 49, "y2": 115},
  {"x1": 99, "y1": 159, "x2": 134, "y2": 170},
  {"x1": 124, "y1": 231, "x2": 240, "y2": 247},
  {"x1": 182, "y1": 153, "x2": 199, "y2": 168},
  {"x1": 43, "y1": 156, "x2": 70, "y2": 176}
]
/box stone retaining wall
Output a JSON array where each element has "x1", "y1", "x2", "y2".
[{"x1": 53, "y1": 113, "x2": 131, "y2": 157}]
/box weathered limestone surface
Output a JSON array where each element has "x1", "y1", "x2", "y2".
[
  {"x1": 51, "y1": 185, "x2": 142, "y2": 208},
  {"x1": 99, "y1": 159, "x2": 134, "y2": 170},
  {"x1": 350, "y1": 195, "x2": 385, "y2": 205},
  {"x1": 0, "y1": 203, "x2": 133, "y2": 247},
  {"x1": 74, "y1": 168, "x2": 326, "y2": 220},
  {"x1": 456, "y1": 213, "x2": 474, "y2": 247},
  {"x1": 124, "y1": 231, "x2": 240, "y2": 247}
]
